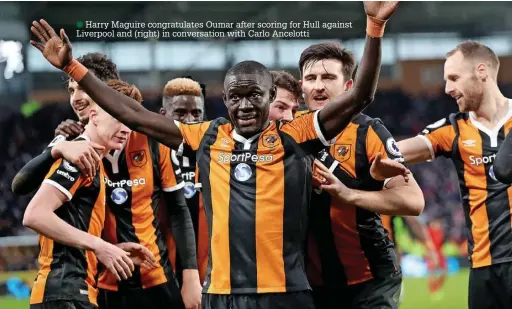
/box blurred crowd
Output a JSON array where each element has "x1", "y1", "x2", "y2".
[{"x1": 4, "y1": 84, "x2": 512, "y2": 260}]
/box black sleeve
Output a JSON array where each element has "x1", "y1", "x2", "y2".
[
  {"x1": 494, "y1": 132, "x2": 512, "y2": 184},
  {"x1": 11, "y1": 149, "x2": 57, "y2": 195},
  {"x1": 163, "y1": 189, "x2": 198, "y2": 270}
]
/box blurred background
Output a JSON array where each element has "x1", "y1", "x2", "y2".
[{"x1": 1, "y1": 1, "x2": 512, "y2": 308}]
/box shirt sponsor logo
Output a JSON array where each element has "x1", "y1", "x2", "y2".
[
  {"x1": 104, "y1": 177, "x2": 146, "y2": 188},
  {"x1": 111, "y1": 187, "x2": 128, "y2": 205},
  {"x1": 469, "y1": 154, "x2": 496, "y2": 166},
  {"x1": 234, "y1": 163, "x2": 252, "y2": 182},
  {"x1": 217, "y1": 152, "x2": 273, "y2": 164}
]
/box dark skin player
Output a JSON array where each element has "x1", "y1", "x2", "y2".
[{"x1": 29, "y1": 1, "x2": 397, "y2": 149}]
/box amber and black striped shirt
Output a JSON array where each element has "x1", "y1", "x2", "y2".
[
  {"x1": 31, "y1": 138, "x2": 106, "y2": 306},
  {"x1": 162, "y1": 150, "x2": 209, "y2": 284},
  {"x1": 98, "y1": 131, "x2": 184, "y2": 291},
  {"x1": 307, "y1": 114, "x2": 401, "y2": 288},
  {"x1": 419, "y1": 103, "x2": 512, "y2": 268},
  {"x1": 175, "y1": 110, "x2": 329, "y2": 294}
]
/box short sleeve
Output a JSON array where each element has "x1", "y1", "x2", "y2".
[
  {"x1": 159, "y1": 144, "x2": 185, "y2": 192},
  {"x1": 43, "y1": 158, "x2": 85, "y2": 201},
  {"x1": 418, "y1": 118, "x2": 457, "y2": 159},
  {"x1": 280, "y1": 110, "x2": 332, "y2": 151},
  {"x1": 366, "y1": 120, "x2": 404, "y2": 163},
  {"x1": 174, "y1": 120, "x2": 212, "y2": 153}
]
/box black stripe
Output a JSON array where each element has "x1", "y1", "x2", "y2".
[
  {"x1": 480, "y1": 128, "x2": 512, "y2": 263},
  {"x1": 103, "y1": 150, "x2": 142, "y2": 289},
  {"x1": 308, "y1": 187, "x2": 347, "y2": 286},
  {"x1": 452, "y1": 132, "x2": 473, "y2": 261},
  {"x1": 198, "y1": 120, "x2": 223, "y2": 292},
  {"x1": 228, "y1": 139, "x2": 258, "y2": 289},
  {"x1": 354, "y1": 122, "x2": 397, "y2": 278},
  {"x1": 280, "y1": 132, "x2": 313, "y2": 290},
  {"x1": 148, "y1": 137, "x2": 172, "y2": 277},
  {"x1": 44, "y1": 173, "x2": 101, "y2": 302}
]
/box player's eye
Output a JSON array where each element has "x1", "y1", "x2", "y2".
[
  {"x1": 251, "y1": 93, "x2": 261, "y2": 99},
  {"x1": 231, "y1": 94, "x2": 240, "y2": 100}
]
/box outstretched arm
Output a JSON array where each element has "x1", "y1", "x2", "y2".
[
  {"x1": 12, "y1": 139, "x2": 103, "y2": 195},
  {"x1": 29, "y1": 20, "x2": 183, "y2": 150},
  {"x1": 494, "y1": 132, "x2": 512, "y2": 183},
  {"x1": 319, "y1": 1, "x2": 399, "y2": 140}
]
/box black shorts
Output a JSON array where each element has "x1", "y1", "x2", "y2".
[
  {"x1": 30, "y1": 300, "x2": 97, "y2": 309},
  {"x1": 97, "y1": 279, "x2": 184, "y2": 309},
  {"x1": 312, "y1": 271, "x2": 402, "y2": 309},
  {"x1": 202, "y1": 291, "x2": 315, "y2": 309},
  {"x1": 469, "y1": 262, "x2": 512, "y2": 309}
]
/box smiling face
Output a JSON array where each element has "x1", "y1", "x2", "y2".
[
  {"x1": 223, "y1": 72, "x2": 275, "y2": 137},
  {"x1": 68, "y1": 79, "x2": 94, "y2": 123},
  {"x1": 444, "y1": 51, "x2": 484, "y2": 113}
]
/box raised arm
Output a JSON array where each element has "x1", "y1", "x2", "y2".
[
  {"x1": 318, "y1": 1, "x2": 399, "y2": 140},
  {"x1": 29, "y1": 20, "x2": 183, "y2": 150}
]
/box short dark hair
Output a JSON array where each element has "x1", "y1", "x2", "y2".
[
  {"x1": 446, "y1": 40, "x2": 500, "y2": 73},
  {"x1": 224, "y1": 60, "x2": 272, "y2": 87},
  {"x1": 270, "y1": 70, "x2": 301, "y2": 102},
  {"x1": 299, "y1": 42, "x2": 356, "y2": 82},
  {"x1": 76, "y1": 52, "x2": 119, "y2": 81}
]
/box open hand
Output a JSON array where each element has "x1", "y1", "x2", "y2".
[
  {"x1": 55, "y1": 119, "x2": 84, "y2": 139},
  {"x1": 364, "y1": 1, "x2": 400, "y2": 20},
  {"x1": 370, "y1": 153, "x2": 410, "y2": 182},
  {"x1": 51, "y1": 140, "x2": 104, "y2": 178},
  {"x1": 116, "y1": 242, "x2": 158, "y2": 270},
  {"x1": 30, "y1": 19, "x2": 73, "y2": 70}
]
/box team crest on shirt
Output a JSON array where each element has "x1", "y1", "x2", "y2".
[
  {"x1": 262, "y1": 134, "x2": 280, "y2": 148},
  {"x1": 334, "y1": 144, "x2": 351, "y2": 163},
  {"x1": 130, "y1": 150, "x2": 147, "y2": 167}
]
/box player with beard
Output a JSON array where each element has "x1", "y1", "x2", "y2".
[
  {"x1": 294, "y1": 41, "x2": 424, "y2": 309},
  {"x1": 396, "y1": 41, "x2": 512, "y2": 309},
  {"x1": 30, "y1": 3, "x2": 399, "y2": 307},
  {"x1": 12, "y1": 52, "x2": 201, "y2": 308},
  {"x1": 158, "y1": 77, "x2": 209, "y2": 285}
]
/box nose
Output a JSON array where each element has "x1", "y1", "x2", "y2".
[
  {"x1": 120, "y1": 124, "x2": 131, "y2": 135},
  {"x1": 183, "y1": 113, "x2": 195, "y2": 124},
  {"x1": 239, "y1": 98, "x2": 253, "y2": 110},
  {"x1": 445, "y1": 81, "x2": 454, "y2": 95},
  {"x1": 282, "y1": 110, "x2": 293, "y2": 122},
  {"x1": 313, "y1": 77, "x2": 325, "y2": 92},
  {"x1": 71, "y1": 90, "x2": 85, "y2": 104}
]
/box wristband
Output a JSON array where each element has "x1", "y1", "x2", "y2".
[
  {"x1": 63, "y1": 59, "x2": 88, "y2": 82},
  {"x1": 366, "y1": 15, "x2": 387, "y2": 38}
]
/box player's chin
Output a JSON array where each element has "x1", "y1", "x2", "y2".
[{"x1": 107, "y1": 140, "x2": 123, "y2": 151}]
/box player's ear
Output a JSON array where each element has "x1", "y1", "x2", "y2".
[
  {"x1": 159, "y1": 107, "x2": 166, "y2": 116},
  {"x1": 89, "y1": 108, "x2": 99, "y2": 126},
  {"x1": 222, "y1": 90, "x2": 228, "y2": 107},
  {"x1": 476, "y1": 63, "x2": 488, "y2": 81},
  {"x1": 269, "y1": 85, "x2": 277, "y2": 103},
  {"x1": 344, "y1": 79, "x2": 354, "y2": 92}
]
